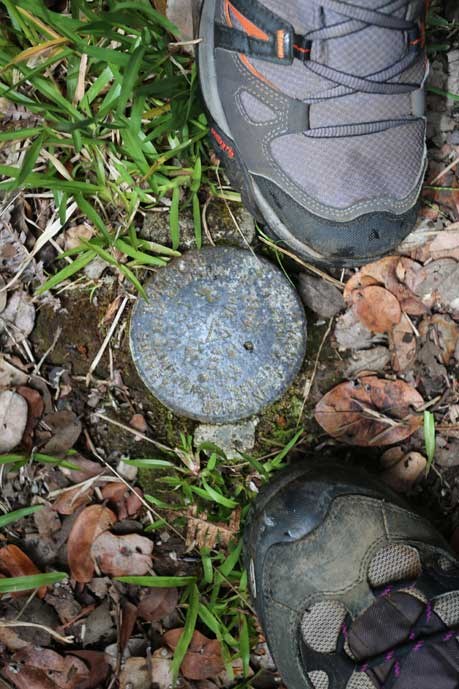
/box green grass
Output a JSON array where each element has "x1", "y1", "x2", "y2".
[{"x1": 0, "y1": 0, "x2": 212, "y2": 293}]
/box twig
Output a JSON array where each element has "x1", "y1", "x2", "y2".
[
  {"x1": 93, "y1": 412, "x2": 172, "y2": 453},
  {"x1": 32, "y1": 326, "x2": 62, "y2": 376},
  {"x1": 258, "y1": 235, "x2": 344, "y2": 289},
  {"x1": 86, "y1": 296, "x2": 128, "y2": 384},
  {"x1": 430, "y1": 157, "x2": 459, "y2": 185},
  {"x1": 0, "y1": 621, "x2": 73, "y2": 644},
  {"x1": 298, "y1": 318, "x2": 334, "y2": 420},
  {"x1": 83, "y1": 428, "x2": 185, "y2": 542}
]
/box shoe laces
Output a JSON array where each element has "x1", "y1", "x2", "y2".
[{"x1": 302, "y1": 0, "x2": 425, "y2": 102}]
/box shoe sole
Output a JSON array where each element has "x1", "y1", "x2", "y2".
[{"x1": 198, "y1": 0, "x2": 419, "y2": 268}]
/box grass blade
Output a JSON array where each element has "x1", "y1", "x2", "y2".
[
  {"x1": 115, "y1": 575, "x2": 196, "y2": 587},
  {"x1": 171, "y1": 583, "x2": 200, "y2": 680},
  {"x1": 0, "y1": 506, "x2": 43, "y2": 529},
  {"x1": 0, "y1": 572, "x2": 67, "y2": 594}
]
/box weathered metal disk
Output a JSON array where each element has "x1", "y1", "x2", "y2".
[{"x1": 130, "y1": 247, "x2": 307, "y2": 423}]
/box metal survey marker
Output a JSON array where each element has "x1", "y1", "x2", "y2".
[{"x1": 130, "y1": 247, "x2": 307, "y2": 423}]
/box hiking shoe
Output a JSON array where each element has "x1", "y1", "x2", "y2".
[
  {"x1": 244, "y1": 463, "x2": 459, "y2": 689},
  {"x1": 198, "y1": 1, "x2": 428, "y2": 265}
]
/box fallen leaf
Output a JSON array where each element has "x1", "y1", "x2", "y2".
[
  {"x1": 39, "y1": 410, "x2": 82, "y2": 454},
  {"x1": 53, "y1": 485, "x2": 94, "y2": 516},
  {"x1": 0, "y1": 291, "x2": 35, "y2": 342},
  {"x1": 0, "y1": 353, "x2": 28, "y2": 388},
  {"x1": 60, "y1": 456, "x2": 103, "y2": 483},
  {"x1": 186, "y1": 506, "x2": 241, "y2": 550},
  {"x1": 381, "y1": 451, "x2": 427, "y2": 493},
  {"x1": 150, "y1": 648, "x2": 174, "y2": 689},
  {"x1": 164, "y1": 629, "x2": 225, "y2": 680},
  {"x1": 138, "y1": 588, "x2": 178, "y2": 622},
  {"x1": 17, "y1": 385, "x2": 44, "y2": 450},
  {"x1": 67, "y1": 505, "x2": 116, "y2": 583},
  {"x1": 352, "y1": 285, "x2": 401, "y2": 333},
  {"x1": 344, "y1": 347, "x2": 390, "y2": 378},
  {"x1": 63, "y1": 225, "x2": 94, "y2": 252},
  {"x1": 389, "y1": 313, "x2": 417, "y2": 372},
  {"x1": 411, "y1": 227, "x2": 459, "y2": 263},
  {"x1": 413, "y1": 258, "x2": 459, "y2": 314},
  {"x1": 90, "y1": 532, "x2": 153, "y2": 577},
  {"x1": 119, "y1": 658, "x2": 150, "y2": 689},
  {"x1": 120, "y1": 600, "x2": 138, "y2": 654},
  {"x1": 418, "y1": 314, "x2": 459, "y2": 365},
  {"x1": 100, "y1": 482, "x2": 143, "y2": 520},
  {"x1": 344, "y1": 256, "x2": 426, "y2": 316},
  {"x1": 67, "y1": 651, "x2": 109, "y2": 689},
  {"x1": 0, "y1": 545, "x2": 46, "y2": 597},
  {"x1": 0, "y1": 389, "x2": 28, "y2": 452},
  {"x1": 334, "y1": 308, "x2": 386, "y2": 351},
  {"x1": 3, "y1": 647, "x2": 89, "y2": 689},
  {"x1": 314, "y1": 376, "x2": 424, "y2": 446}
]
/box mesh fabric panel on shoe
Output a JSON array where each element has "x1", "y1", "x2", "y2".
[
  {"x1": 239, "y1": 91, "x2": 276, "y2": 123},
  {"x1": 434, "y1": 591, "x2": 459, "y2": 627},
  {"x1": 270, "y1": 121, "x2": 425, "y2": 209},
  {"x1": 367, "y1": 544, "x2": 421, "y2": 588},
  {"x1": 345, "y1": 673, "x2": 375, "y2": 689},
  {"x1": 308, "y1": 670, "x2": 329, "y2": 689},
  {"x1": 301, "y1": 600, "x2": 347, "y2": 653}
]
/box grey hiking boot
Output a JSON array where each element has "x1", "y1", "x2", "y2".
[
  {"x1": 198, "y1": 1, "x2": 428, "y2": 266},
  {"x1": 244, "y1": 463, "x2": 459, "y2": 689}
]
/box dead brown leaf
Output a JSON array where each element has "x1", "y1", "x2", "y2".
[
  {"x1": 352, "y1": 285, "x2": 401, "y2": 333},
  {"x1": 186, "y1": 506, "x2": 241, "y2": 550},
  {"x1": 67, "y1": 651, "x2": 109, "y2": 689},
  {"x1": 0, "y1": 353, "x2": 28, "y2": 388},
  {"x1": 0, "y1": 544, "x2": 46, "y2": 597},
  {"x1": 53, "y1": 485, "x2": 94, "y2": 516},
  {"x1": 412, "y1": 258, "x2": 459, "y2": 314},
  {"x1": 17, "y1": 385, "x2": 44, "y2": 450},
  {"x1": 411, "y1": 228, "x2": 459, "y2": 263},
  {"x1": 314, "y1": 376, "x2": 424, "y2": 446},
  {"x1": 3, "y1": 647, "x2": 89, "y2": 689},
  {"x1": 67, "y1": 505, "x2": 116, "y2": 583},
  {"x1": 63, "y1": 225, "x2": 94, "y2": 252},
  {"x1": 39, "y1": 410, "x2": 82, "y2": 454},
  {"x1": 389, "y1": 313, "x2": 417, "y2": 372},
  {"x1": 164, "y1": 629, "x2": 225, "y2": 680},
  {"x1": 60, "y1": 456, "x2": 103, "y2": 483},
  {"x1": 90, "y1": 532, "x2": 153, "y2": 577},
  {"x1": 150, "y1": 648, "x2": 174, "y2": 689},
  {"x1": 418, "y1": 314, "x2": 459, "y2": 365},
  {"x1": 138, "y1": 588, "x2": 178, "y2": 622},
  {"x1": 344, "y1": 256, "x2": 427, "y2": 316},
  {"x1": 100, "y1": 482, "x2": 143, "y2": 520}
]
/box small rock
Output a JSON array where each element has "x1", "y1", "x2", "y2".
[
  {"x1": 381, "y1": 451, "x2": 426, "y2": 493},
  {"x1": 194, "y1": 418, "x2": 258, "y2": 460},
  {"x1": 0, "y1": 389, "x2": 28, "y2": 452},
  {"x1": 117, "y1": 459, "x2": 138, "y2": 481},
  {"x1": 297, "y1": 273, "x2": 344, "y2": 319},
  {"x1": 129, "y1": 413, "x2": 148, "y2": 433},
  {"x1": 84, "y1": 257, "x2": 107, "y2": 280}
]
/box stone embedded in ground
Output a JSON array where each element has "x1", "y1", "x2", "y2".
[
  {"x1": 194, "y1": 418, "x2": 258, "y2": 460},
  {"x1": 140, "y1": 200, "x2": 256, "y2": 251},
  {"x1": 130, "y1": 247, "x2": 307, "y2": 423},
  {"x1": 297, "y1": 272, "x2": 344, "y2": 320}
]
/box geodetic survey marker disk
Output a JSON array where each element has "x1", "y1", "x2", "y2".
[{"x1": 130, "y1": 246, "x2": 307, "y2": 423}]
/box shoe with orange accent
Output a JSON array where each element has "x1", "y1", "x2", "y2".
[{"x1": 198, "y1": 0, "x2": 429, "y2": 266}]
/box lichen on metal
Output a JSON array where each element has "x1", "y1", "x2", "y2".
[{"x1": 130, "y1": 246, "x2": 307, "y2": 423}]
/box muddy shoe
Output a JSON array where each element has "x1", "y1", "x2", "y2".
[
  {"x1": 244, "y1": 463, "x2": 459, "y2": 688},
  {"x1": 198, "y1": 1, "x2": 428, "y2": 266}
]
